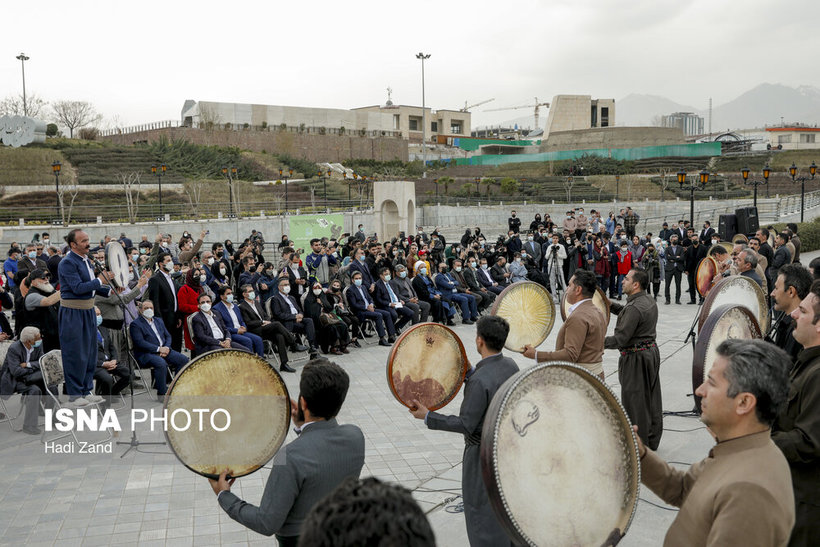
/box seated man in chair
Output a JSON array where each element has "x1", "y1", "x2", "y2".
[
  {"x1": 191, "y1": 293, "x2": 251, "y2": 355},
  {"x1": 0, "y1": 326, "x2": 56, "y2": 435},
  {"x1": 213, "y1": 286, "x2": 265, "y2": 359},
  {"x1": 129, "y1": 300, "x2": 188, "y2": 400},
  {"x1": 93, "y1": 306, "x2": 132, "y2": 409}
]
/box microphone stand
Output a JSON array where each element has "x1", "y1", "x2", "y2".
[{"x1": 93, "y1": 259, "x2": 166, "y2": 457}]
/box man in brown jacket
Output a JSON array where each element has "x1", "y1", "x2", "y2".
[
  {"x1": 523, "y1": 269, "x2": 605, "y2": 380},
  {"x1": 773, "y1": 279, "x2": 820, "y2": 546},
  {"x1": 638, "y1": 339, "x2": 794, "y2": 546}
]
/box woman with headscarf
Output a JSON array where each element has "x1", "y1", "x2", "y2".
[
  {"x1": 460, "y1": 229, "x2": 473, "y2": 248},
  {"x1": 628, "y1": 235, "x2": 646, "y2": 267},
  {"x1": 325, "y1": 279, "x2": 361, "y2": 348},
  {"x1": 529, "y1": 213, "x2": 543, "y2": 232},
  {"x1": 177, "y1": 266, "x2": 212, "y2": 351},
  {"x1": 303, "y1": 282, "x2": 349, "y2": 355}
]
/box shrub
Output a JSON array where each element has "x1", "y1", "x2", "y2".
[
  {"x1": 46, "y1": 123, "x2": 58, "y2": 137},
  {"x1": 77, "y1": 127, "x2": 99, "y2": 140}
]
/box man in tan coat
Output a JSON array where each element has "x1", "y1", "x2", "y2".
[
  {"x1": 524, "y1": 269, "x2": 605, "y2": 380},
  {"x1": 637, "y1": 339, "x2": 795, "y2": 546}
]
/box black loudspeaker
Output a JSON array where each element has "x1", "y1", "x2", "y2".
[
  {"x1": 735, "y1": 206, "x2": 759, "y2": 235},
  {"x1": 718, "y1": 214, "x2": 737, "y2": 241}
]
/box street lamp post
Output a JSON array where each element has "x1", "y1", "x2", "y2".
[
  {"x1": 343, "y1": 172, "x2": 350, "y2": 202},
  {"x1": 52, "y1": 161, "x2": 62, "y2": 223},
  {"x1": 615, "y1": 174, "x2": 620, "y2": 201},
  {"x1": 221, "y1": 166, "x2": 237, "y2": 217},
  {"x1": 416, "y1": 52, "x2": 431, "y2": 178},
  {"x1": 325, "y1": 169, "x2": 331, "y2": 208},
  {"x1": 740, "y1": 164, "x2": 771, "y2": 208},
  {"x1": 475, "y1": 177, "x2": 481, "y2": 199},
  {"x1": 151, "y1": 164, "x2": 167, "y2": 220},
  {"x1": 789, "y1": 162, "x2": 818, "y2": 222},
  {"x1": 678, "y1": 169, "x2": 710, "y2": 227},
  {"x1": 16, "y1": 53, "x2": 29, "y2": 116},
  {"x1": 279, "y1": 168, "x2": 291, "y2": 213}
]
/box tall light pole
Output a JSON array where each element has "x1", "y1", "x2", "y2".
[
  {"x1": 678, "y1": 169, "x2": 709, "y2": 227},
  {"x1": 52, "y1": 161, "x2": 62, "y2": 223},
  {"x1": 16, "y1": 53, "x2": 29, "y2": 116},
  {"x1": 222, "y1": 166, "x2": 237, "y2": 217},
  {"x1": 615, "y1": 174, "x2": 620, "y2": 201},
  {"x1": 416, "y1": 52, "x2": 431, "y2": 178},
  {"x1": 740, "y1": 164, "x2": 771, "y2": 208},
  {"x1": 789, "y1": 161, "x2": 818, "y2": 222},
  {"x1": 151, "y1": 164, "x2": 167, "y2": 220}
]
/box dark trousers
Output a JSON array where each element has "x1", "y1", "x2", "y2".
[
  {"x1": 284, "y1": 318, "x2": 317, "y2": 347},
  {"x1": 135, "y1": 350, "x2": 188, "y2": 395},
  {"x1": 250, "y1": 322, "x2": 294, "y2": 364},
  {"x1": 232, "y1": 332, "x2": 264, "y2": 358},
  {"x1": 423, "y1": 298, "x2": 445, "y2": 322},
  {"x1": 276, "y1": 535, "x2": 298, "y2": 547},
  {"x1": 58, "y1": 307, "x2": 97, "y2": 398},
  {"x1": 687, "y1": 270, "x2": 697, "y2": 302},
  {"x1": 93, "y1": 362, "x2": 132, "y2": 400},
  {"x1": 169, "y1": 322, "x2": 183, "y2": 353},
  {"x1": 380, "y1": 305, "x2": 414, "y2": 330},
  {"x1": 609, "y1": 265, "x2": 618, "y2": 297},
  {"x1": 356, "y1": 309, "x2": 396, "y2": 338},
  {"x1": 664, "y1": 270, "x2": 682, "y2": 302},
  {"x1": 18, "y1": 381, "x2": 56, "y2": 430},
  {"x1": 618, "y1": 348, "x2": 663, "y2": 451}
]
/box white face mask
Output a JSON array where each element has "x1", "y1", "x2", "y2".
[
  {"x1": 207, "y1": 257, "x2": 215, "y2": 266},
  {"x1": 419, "y1": 267, "x2": 427, "y2": 275},
  {"x1": 225, "y1": 294, "x2": 234, "y2": 303},
  {"x1": 199, "y1": 303, "x2": 211, "y2": 313},
  {"x1": 142, "y1": 309, "x2": 154, "y2": 319},
  {"x1": 163, "y1": 261, "x2": 173, "y2": 272},
  {"x1": 528, "y1": 236, "x2": 534, "y2": 241},
  {"x1": 246, "y1": 291, "x2": 256, "y2": 300},
  {"x1": 454, "y1": 266, "x2": 462, "y2": 272},
  {"x1": 399, "y1": 271, "x2": 407, "y2": 278},
  {"x1": 313, "y1": 288, "x2": 323, "y2": 296},
  {"x1": 383, "y1": 274, "x2": 391, "y2": 281},
  {"x1": 282, "y1": 286, "x2": 291, "y2": 294},
  {"x1": 199, "y1": 274, "x2": 207, "y2": 283},
  {"x1": 220, "y1": 268, "x2": 226, "y2": 275}
]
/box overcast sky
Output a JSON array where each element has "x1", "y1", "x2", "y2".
[{"x1": 3, "y1": 0, "x2": 818, "y2": 130}]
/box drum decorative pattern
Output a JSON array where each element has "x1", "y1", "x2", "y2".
[
  {"x1": 698, "y1": 275, "x2": 767, "y2": 333},
  {"x1": 387, "y1": 323, "x2": 467, "y2": 410},
  {"x1": 491, "y1": 281, "x2": 556, "y2": 352},
  {"x1": 485, "y1": 363, "x2": 639, "y2": 546},
  {"x1": 164, "y1": 350, "x2": 290, "y2": 479},
  {"x1": 106, "y1": 242, "x2": 131, "y2": 288}
]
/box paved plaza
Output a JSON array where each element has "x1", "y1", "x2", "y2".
[{"x1": 0, "y1": 252, "x2": 796, "y2": 547}]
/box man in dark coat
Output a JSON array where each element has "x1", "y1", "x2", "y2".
[
  {"x1": 684, "y1": 234, "x2": 707, "y2": 304},
  {"x1": 0, "y1": 327, "x2": 55, "y2": 434},
  {"x1": 606, "y1": 269, "x2": 663, "y2": 450},
  {"x1": 410, "y1": 316, "x2": 518, "y2": 547}
]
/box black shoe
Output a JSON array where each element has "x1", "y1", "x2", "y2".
[
  {"x1": 352, "y1": 340, "x2": 362, "y2": 348},
  {"x1": 387, "y1": 335, "x2": 397, "y2": 344},
  {"x1": 463, "y1": 319, "x2": 474, "y2": 325},
  {"x1": 664, "y1": 299, "x2": 671, "y2": 305},
  {"x1": 446, "y1": 318, "x2": 456, "y2": 326},
  {"x1": 292, "y1": 344, "x2": 308, "y2": 352},
  {"x1": 378, "y1": 338, "x2": 391, "y2": 347},
  {"x1": 687, "y1": 301, "x2": 697, "y2": 305},
  {"x1": 309, "y1": 351, "x2": 319, "y2": 359},
  {"x1": 675, "y1": 300, "x2": 681, "y2": 305},
  {"x1": 280, "y1": 363, "x2": 296, "y2": 373},
  {"x1": 23, "y1": 426, "x2": 40, "y2": 435}
]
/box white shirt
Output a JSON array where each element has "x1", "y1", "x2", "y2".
[
  {"x1": 245, "y1": 299, "x2": 262, "y2": 319},
  {"x1": 146, "y1": 317, "x2": 164, "y2": 351},
  {"x1": 203, "y1": 312, "x2": 224, "y2": 340},
  {"x1": 224, "y1": 302, "x2": 241, "y2": 329},
  {"x1": 568, "y1": 298, "x2": 591, "y2": 316},
  {"x1": 290, "y1": 265, "x2": 303, "y2": 294}
]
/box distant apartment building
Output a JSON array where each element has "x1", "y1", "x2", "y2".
[
  {"x1": 179, "y1": 100, "x2": 469, "y2": 141},
  {"x1": 662, "y1": 112, "x2": 704, "y2": 136},
  {"x1": 765, "y1": 125, "x2": 820, "y2": 150},
  {"x1": 542, "y1": 95, "x2": 615, "y2": 138}
]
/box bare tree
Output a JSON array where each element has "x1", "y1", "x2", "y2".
[
  {"x1": 0, "y1": 93, "x2": 48, "y2": 117},
  {"x1": 58, "y1": 179, "x2": 81, "y2": 226},
  {"x1": 625, "y1": 176, "x2": 637, "y2": 201},
  {"x1": 198, "y1": 103, "x2": 222, "y2": 130},
  {"x1": 562, "y1": 176, "x2": 575, "y2": 203},
  {"x1": 116, "y1": 171, "x2": 141, "y2": 223},
  {"x1": 184, "y1": 179, "x2": 206, "y2": 217},
  {"x1": 51, "y1": 100, "x2": 100, "y2": 138},
  {"x1": 658, "y1": 168, "x2": 672, "y2": 202},
  {"x1": 596, "y1": 177, "x2": 610, "y2": 201}
]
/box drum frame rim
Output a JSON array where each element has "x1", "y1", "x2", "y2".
[
  {"x1": 480, "y1": 361, "x2": 641, "y2": 546},
  {"x1": 560, "y1": 285, "x2": 611, "y2": 327},
  {"x1": 692, "y1": 304, "x2": 761, "y2": 412},
  {"x1": 162, "y1": 348, "x2": 291, "y2": 480},
  {"x1": 490, "y1": 281, "x2": 556, "y2": 353},
  {"x1": 105, "y1": 241, "x2": 130, "y2": 289},
  {"x1": 698, "y1": 274, "x2": 767, "y2": 332},
  {"x1": 386, "y1": 322, "x2": 469, "y2": 411}
]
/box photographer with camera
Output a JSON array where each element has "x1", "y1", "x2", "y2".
[
  {"x1": 306, "y1": 238, "x2": 338, "y2": 288},
  {"x1": 544, "y1": 233, "x2": 567, "y2": 302}
]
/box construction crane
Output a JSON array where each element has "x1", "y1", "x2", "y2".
[
  {"x1": 484, "y1": 97, "x2": 550, "y2": 128},
  {"x1": 461, "y1": 98, "x2": 494, "y2": 112}
]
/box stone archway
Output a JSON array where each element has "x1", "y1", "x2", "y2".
[
  {"x1": 407, "y1": 199, "x2": 416, "y2": 233},
  {"x1": 381, "y1": 199, "x2": 400, "y2": 240},
  {"x1": 373, "y1": 181, "x2": 416, "y2": 240}
]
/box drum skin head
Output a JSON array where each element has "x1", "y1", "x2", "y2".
[
  {"x1": 387, "y1": 322, "x2": 469, "y2": 411},
  {"x1": 163, "y1": 349, "x2": 291, "y2": 479},
  {"x1": 693, "y1": 305, "x2": 761, "y2": 412},
  {"x1": 491, "y1": 281, "x2": 556, "y2": 352},
  {"x1": 560, "y1": 286, "x2": 610, "y2": 327},
  {"x1": 106, "y1": 241, "x2": 130, "y2": 288},
  {"x1": 481, "y1": 362, "x2": 640, "y2": 546},
  {"x1": 695, "y1": 256, "x2": 719, "y2": 297},
  {"x1": 731, "y1": 233, "x2": 749, "y2": 244},
  {"x1": 698, "y1": 275, "x2": 767, "y2": 333}
]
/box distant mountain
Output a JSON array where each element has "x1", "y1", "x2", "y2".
[
  {"x1": 617, "y1": 84, "x2": 820, "y2": 131},
  {"x1": 617, "y1": 94, "x2": 700, "y2": 126}
]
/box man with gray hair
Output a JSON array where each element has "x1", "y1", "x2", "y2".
[
  {"x1": 0, "y1": 326, "x2": 56, "y2": 435},
  {"x1": 389, "y1": 264, "x2": 430, "y2": 324},
  {"x1": 738, "y1": 249, "x2": 764, "y2": 289},
  {"x1": 638, "y1": 339, "x2": 794, "y2": 545},
  {"x1": 773, "y1": 279, "x2": 820, "y2": 544}
]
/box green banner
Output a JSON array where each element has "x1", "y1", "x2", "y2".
[{"x1": 288, "y1": 213, "x2": 345, "y2": 251}]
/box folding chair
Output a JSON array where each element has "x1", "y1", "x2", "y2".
[
  {"x1": 342, "y1": 287, "x2": 377, "y2": 346},
  {"x1": 186, "y1": 312, "x2": 199, "y2": 358},
  {"x1": 39, "y1": 350, "x2": 112, "y2": 445}
]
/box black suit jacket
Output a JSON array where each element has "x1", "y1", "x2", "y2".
[
  {"x1": 699, "y1": 227, "x2": 715, "y2": 245},
  {"x1": 148, "y1": 272, "x2": 178, "y2": 329},
  {"x1": 16, "y1": 257, "x2": 47, "y2": 284},
  {"x1": 191, "y1": 311, "x2": 231, "y2": 350},
  {"x1": 238, "y1": 299, "x2": 269, "y2": 331},
  {"x1": 270, "y1": 292, "x2": 304, "y2": 323},
  {"x1": 664, "y1": 245, "x2": 685, "y2": 272},
  {"x1": 0, "y1": 340, "x2": 44, "y2": 396},
  {"x1": 373, "y1": 280, "x2": 400, "y2": 309},
  {"x1": 490, "y1": 264, "x2": 509, "y2": 286},
  {"x1": 95, "y1": 326, "x2": 119, "y2": 367}
]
